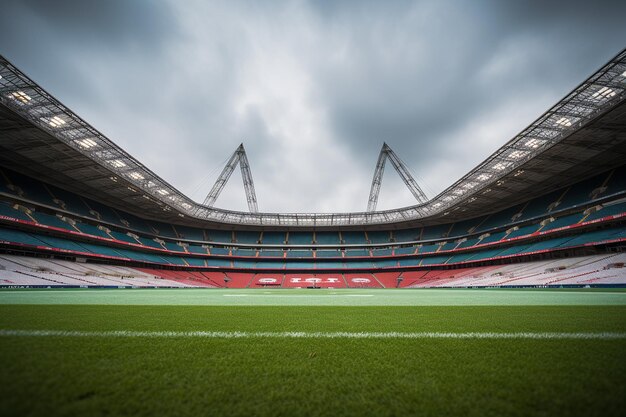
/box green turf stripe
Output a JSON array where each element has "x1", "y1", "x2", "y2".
[{"x1": 2, "y1": 329, "x2": 625, "y2": 339}]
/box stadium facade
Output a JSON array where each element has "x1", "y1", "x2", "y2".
[{"x1": 0, "y1": 50, "x2": 625, "y2": 288}]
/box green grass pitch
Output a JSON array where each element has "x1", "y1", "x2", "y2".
[{"x1": 0, "y1": 288, "x2": 625, "y2": 417}]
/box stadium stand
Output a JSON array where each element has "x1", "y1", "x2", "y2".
[{"x1": 1, "y1": 51, "x2": 625, "y2": 289}]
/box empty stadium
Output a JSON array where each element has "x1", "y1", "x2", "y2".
[{"x1": 0, "y1": 27, "x2": 625, "y2": 417}]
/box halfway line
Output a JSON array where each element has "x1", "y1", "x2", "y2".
[{"x1": 1, "y1": 330, "x2": 625, "y2": 340}]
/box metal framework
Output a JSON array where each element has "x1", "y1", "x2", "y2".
[
  {"x1": 367, "y1": 143, "x2": 428, "y2": 211},
  {"x1": 203, "y1": 144, "x2": 258, "y2": 212},
  {"x1": 0, "y1": 49, "x2": 625, "y2": 227}
]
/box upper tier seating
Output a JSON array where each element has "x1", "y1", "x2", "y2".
[
  {"x1": 288, "y1": 232, "x2": 313, "y2": 245},
  {"x1": 0, "y1": 165, "x2": 625, "y2": 258},
  {"x1": 314, "y1": 231, "x2": 341, "y2": 245}
]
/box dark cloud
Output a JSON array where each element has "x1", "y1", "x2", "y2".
[{"x1": 0, "y1": 0, "x2": 624, "y2": 212}]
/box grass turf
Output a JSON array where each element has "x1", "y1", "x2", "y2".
[
  {"x1": 0, "y1": 289, "x2": 625, "y2": 416},
  {"x1": 1, "y1": 287, "x2": 626, "y2": 306}
]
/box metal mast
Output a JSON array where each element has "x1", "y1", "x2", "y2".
[
  {"x1": 366, "y1": 145, "x2": 388, "y2": 212},
  {"x1": 366, "y1": 143, "x2": 428, "y2": 212},
  {"x1": 203, "y1": 144, "x2": 259, "y2": 212}
]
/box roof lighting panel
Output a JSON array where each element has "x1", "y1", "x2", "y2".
[
  {"x1": 524, "y1": 138, "x2": 543, "y2": 148},
  {"x1": 109, "y1": 159, "x2": 126, "y2": 168},
  {"x1": 509, "y1": 150, "x2": 528, "y2": 159},
  {"x1": 76, "y1": 138, "x2": 97, "y2": 149},
  {"x1": 555, "y1": 117, "x2": 572, "y2": 127},
  {"x1": 10, "y1": 91, "x2": 31, "y2": 103},
  {"x1": 129, "y1": 172, "x2": 144, "y2": 180},
  {"x1": 591, "y1": 86, "x2": 616, "y2": 100},
  {"x1": 48, "y1": 116, "x2": 66, "y2": 127}
]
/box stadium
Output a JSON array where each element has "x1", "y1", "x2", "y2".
[
  {"x1": 1, "y1": 49, "x2": 626, "y2": 288},
  {"x1": 0, "y1": 24, "x2": 625, "y2": 417}
]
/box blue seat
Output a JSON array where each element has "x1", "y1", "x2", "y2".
[
  {"x1": 233, "y1": 259, "x2": 256, "y2": 268},
  {"x1": 75, "y1": 222, "x2": 111, "y2": 239},
  {"x1": 541, "y1": 213, "x2": 583, "y2": 231},
  {"x1": 185, "y1": 257, "x2": 206, "y2": 266},
  {"x1": 585, "y1": 201, "x2": 626, "y2": 222},
  {"x1": 235, "y1": 231, "x2": 260, "y2": 244},
  {"x1": 372, "y1": 259, "x2": 398, "y2": 268},
  {"x1": 315, "y1": 260, "x2": 345, "y2": 269},
  {"x1": 421, "y1": 224, "x2": 452, "y2": 240},
  {"x1": 207, "y1": 258, "x2": 231, "y2": 267},
  {"x1": 257, "y1": 261, "x2": 284, "y2": 269},
  {"x1": 344, "y1": 249, "x2": 369, "y2": 257},
  {"x1": 46, "y1": 185, "x2": 92, "y2": 217},
  {"x1": 288, "y1": 232, "x2": 312, "y2": 245},
  {"x1": 173, "y1": 225, "x2": 205, "y2": 241},
  {"x1": 136, "y1": 236, "x2": 163, "y2": 249},
  {"x1": 109, "y1": 230, "x2": 138, "y2": 244},
  {"x1": 371, "y1": 248, "x2": 393, "y2": 257},
  {"x1": 314, "y1": 231, "x2": 340, "y2": 244},
  {"x1": 476, "y1": 203, "x2": 525, "y2": 233},
  {"x1": 344, "y1": 259, "x2": 376, "y2": 269},
  {"x1": 341, "y1": 231, "x2": 367, "y2": 244},
  {"x1": 419, "y1": 256, "x2": 449, "y2": 266},
  {"x1": 187, "y1": 245, "x2": 208, "y2": 254},
  {"x1": 258, "y1": 250, "x2": 284, "y2": 258},
  {"x1": 30, "y1": 211, "x2": 75, "y2": 231},
  {"x1": 261, "y1": 232, "x2": 285, "y2": 244},
  {"x1": 558, "y1": 173, "x2": 607, "y2": 209},
  {"x1": 162, "y1": 241, "x2": 182, "y2": 252},
  {"x1": 418, "y1": 244, "x2": 439, "y2": 254},
  {"x1": 149, "y1": 221, "x2": 178, "y2": 239},
  {"x1": 0, "y1": 227, "x2": 45, "y2": 246},
  {"x1": 394, "y1": 246, "x2": 416, "y2": 255},
  {"x1": 505, "y1": 223, "x2": 540, "y2": 239},
  {"x1": 207, "y1": 230, "x2": 232, "y2": 243},
  {"x1": 316, "y1": 250, "x2": 342, "y2": 258},
  {"x1": 392, "y1": 228, "x2": 420, "y2": 243},
  {"x1": 286, "y1": 250, "x2": 313, "y2": 258},
  {"x1": 232, "y1": 249, "x2": 257, "y2": 257},
  {"x1": 209, "y1": 247, "x2": 230, "y2": 256},
  {"x1": 367, "y1": 231, "x2": 390, "y2": 244},
  {"x1": 0, "y1": 201, "x2": 32, "y2": 222}
]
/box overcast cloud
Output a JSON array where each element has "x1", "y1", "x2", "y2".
[{"x1": 0, "y1": 0, "x2": 624, "y2": 212}]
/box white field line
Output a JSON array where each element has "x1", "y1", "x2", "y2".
[{"x1": 0, "y1": 330, "x2": 625, "y2": 340}]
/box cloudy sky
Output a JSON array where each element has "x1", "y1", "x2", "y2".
[{"x1": 1, "y1": 0, "x2": 624, "y2": 213}]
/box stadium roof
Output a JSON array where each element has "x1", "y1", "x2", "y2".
[{"x1": 0, "y1": 49, "x2": 625, "y2": 229}]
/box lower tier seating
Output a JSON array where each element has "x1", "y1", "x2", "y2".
[{"x1": 2, "y1": 253, "x2": 623, "y2": 288}]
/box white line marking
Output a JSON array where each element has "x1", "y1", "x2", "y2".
[{"x1": 0, "y1": 330, "x2": 624, "y2": 339}]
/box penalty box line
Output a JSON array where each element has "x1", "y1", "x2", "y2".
[{"x1": 1, "y1": 330, "x2": 625, "y2": 340}]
